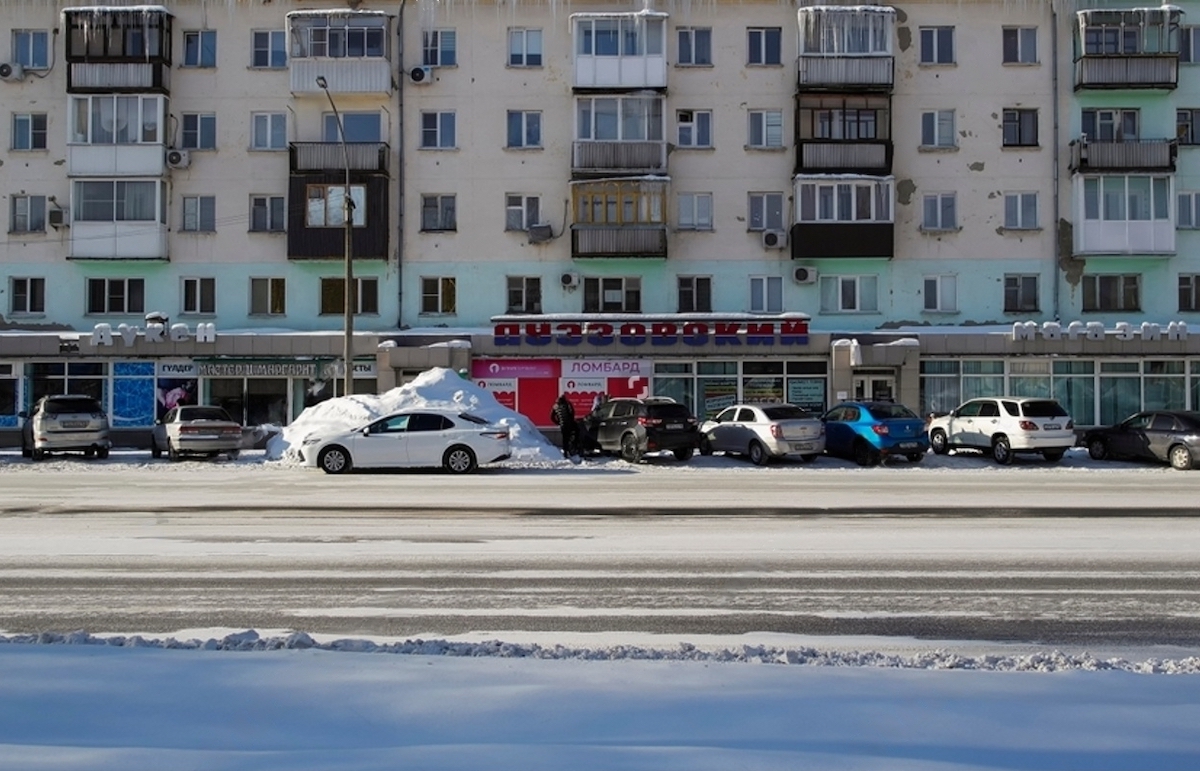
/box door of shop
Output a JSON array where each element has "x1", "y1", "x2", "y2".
[{"x1": 853, "y1": 374, "x2": 895, "y2": 402}]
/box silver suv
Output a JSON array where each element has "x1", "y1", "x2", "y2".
[{"x1": 20, "y1": 395, "x2": 111, "y2": 461}]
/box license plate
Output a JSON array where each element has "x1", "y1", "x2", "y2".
[
  {"x1": 1043, "y1": 423, "x2": 1060, "y2": 430},
  {"x1": 666, "y1": 423, "x2": 683, "y2": 430},
  {"x1": 791, "y1": 443, "x2": 814, "y2": 451},
  {"x1": 61, "y1": 421, "x2": 87, "y2": 429},
  {"x1": 898, "y1": 442, "x2": 919, "y2": 449}
]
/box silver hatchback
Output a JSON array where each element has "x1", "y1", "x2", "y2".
[{"x1": 21, "y1": 394, "x2": 111, "y2": 461}]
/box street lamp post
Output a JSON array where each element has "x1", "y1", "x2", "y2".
[{"x1": 316, "y1": 75, "x2": 355, "y2": 398}]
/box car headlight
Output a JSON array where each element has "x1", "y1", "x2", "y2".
[{"x1": 301, "y1": 437, "x2": 323, "y2": 446}]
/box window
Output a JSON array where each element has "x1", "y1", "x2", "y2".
[
  {"x1": 1179, "y1": 191, "x2": 1200, "y2": 228},
  {"x1": 1082, "y1": 274, "x2": 1140, "y2": 311},
  {"x1": 575, "y1": 17, "x2": 664, "y2": 57},
  {"x1": 182, "y1": 195, "x2": 216, "y2": 232},
  {"x1": 801, "y1": 12, "x2": 890, "y2": 54},
  {"x1": 807, "y1": 102, "x2": 882, "y2": 140},
  {"x1": 576, "y1": 96, "x2": 664, "y2": 141},
  {"x1": 75, "y1": 180, "x2": 160, "y2": 222},
  {"x1": 920, "y1": 26, "x2": 954, "y2": 64},
  {"x1": 678, "y1": 27, "x2": 712, "y2": 65},
  {"x1": 819, "y1": 275, "x2": 879, "y2": 313},
  {"x1": 251, "y1": 113, "x2": 286, "y2": 150},
  {"x1": 922, "y1": 193, "x2": 958, "y2": 230},
  {"x1": 250, "y1": 277, "x2": 286, "y2": 315},
  {"x1": 13, "y1": 30, "x2": 50, "y2": 69},
  {"x1": 1004, "y1": 275, "x2": 1039, "y2": 312},
  {"x1": 678, "y1": 192, "x2": 713, "y2": 230},
  {"x1": 183, "y1": 30, "x2": 217, "y2": 67},
  {"x1": 508, "y1": 28, "x2": 542, "y2": 66},
  {"x1": 750, "y1": 276, "x2": 783, "y2": 313},
  {"x1": 506, "y1": 110, "x2": 542, "y2": 148},
  {"x1": 420, "y1": 276, "x2": 456, "y2": 314},
  {"x1": 306, "y1": 185, "x2": 365, "y2": 228},
  {"x1": 10, "y1": 277, "x2": 45, "y2": 314},
  {"x1": 748, "y1": 109, "x2": 783, "y2": 148},
  {"x1": 321, "y1": 277, "x2": 379, "y2": 315},
  {"x1": 1084, "y1": 176, "x2": 1171, "y2": 222},
  {"x1": 1002, "y1": 27, "x2": 1037, "y2": 63},
  {"x1": 12, "y1": 113, "x2": 47, "y2": 150},
  {"x1": 1183, "y1": 27, "x2": 1200, "y2": 62},
  {"x1": 923, "y1": 275, "x2": 958, "y2": 312},
  {"x1": 250, "y1": 195, "x2": 285, "y2": 232},
  {"x1": 289, "y1": 14, "x2": 387, "y2": 59},
  {"x1": 583, "y1": 277, "x2": 641, "y2": 313},
  {"x1": 677, "y1": 110, "x2": 712, "y2": 148},
  {"x1": 182, "y1": 277, "x2": 215, "y2": 314},
  {"x1": 421, "y1": 194, "x2": 457, "y2": 231},
  {"x1": 10, "y1": 195, "x2": 45, "y2": 233},
  {"x1": 1082, "y1": 108, "x2": 1139, "y2": 142},
  {"x1": 921, "y1": 110, "x2": 955, "y2": 148},
  {"x1": 1004, "y1": 192, "x2": 1038, "y2": 229},
  {"x1": 87, "y1": 278, "x2": 145, "y2": 315},
  {"x1": 420, "y1": 111, "x2": 456, "y2": 149},
  {"x1": 505, "y1": 195, "x2": 540, "y2": 231},
  {"x1": 70, "y1": 95, "x2": 163, "y2": 145},
  {"x1": 1180, "y1": 274, "x2": 1200, "y2": 311},
  {"x1": 506, "y1": 276, "x2": 542, "y2": 313},
  {"x1": 747, "y1": 27, "x2": 782, "y2": 65},
  {"x1": 423, "y1": 29, "x2": 457, "y2": 66},
  {"x1": 1082, "y1": 23, "x2": 1143, "y2": 55},
  {"x1": 799, "y1": 179, "x2": 893, "y2": 223},
  {"x1": 1178, "y1": 110, "x2": 1200, "y2": 145},
  {"x1": 323, "y1": 112, "x2": 381, "y2": 143},
  {"x1": 181, "y1": 113, "x2": 216, "y2": 150},
  {"x1": 678, "y1": 276, "x2": 712, "y2": 313},
  {"x1": 252, "y1": 30, "x2": 286, "y2": 68},
  {"x1": 574, "y1": 181, "x2": 665, "y2": 225},
  {"x1": 1003, "y1": 109, "x2": 1038, "y2": 147},
  {"x1": 748, "y1": 192, "x2": 784, "y2": 231}
]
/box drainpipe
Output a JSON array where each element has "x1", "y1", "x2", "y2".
[
  {"x1": 1051, "y1": 6, "x2": 1062, "y2": 322},
  {"x1": 396, "y1": 0, "x2": 407, "y2": 328}
]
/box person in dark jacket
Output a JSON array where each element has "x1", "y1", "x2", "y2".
[{"x1": 551, "y1": 393, "x2": 577, "y2": 457}]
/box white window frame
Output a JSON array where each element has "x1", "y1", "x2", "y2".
[
  {"x1": 575, "y1": 18, "x2": 664, "y2": 58},
  {"x1": 921, "y1": 110, "x2": 956, "y2": 148},
  {"x1": 678, "y1": 27, "x2": 713, "y2": 65},
  {"x1": 1084, "y1": 176, "x2": 1171, "y2": 223},
  {"x1": 420, "y1": 111, "x2": 457, "y2": 149},
  {"x1": 799, "y1": 179, "x2": 893, "y2": 223},
  {"x1": 677, "y1": 109, "x2": 713, "y2": 148},
  {"x1": 13, "y1": 29, "x2": 50, "y2": 69},
  {"x1": 249, "y1": 277, "x2": 286, "y2": 316},
  {"x1": 251, "y1": 112, "x2": 287, "y2": 150},
  {"x1": 87, "y1": 277, "x2": 145, "y2": 315},
  {"x1": 506, "y1": 276, "x2": 542, "y2": 314},
  {"x1": 920, "y1": 26, "x2": 955, "y2": 64},
  {"x1": 922, "y1": 192, "x2": 958, "y2": 231},
  {"x1": 421, "y1": 194, "x2": 457, "y2": 232},
  {"x1": 582, "y1": 276, "x2": 642, "y2": 313},
  {"x1": 12, "y1": 113, "x2": 47, "y2": 150},
  {"x1": 181, "y1": 112, "x2": 217, "y2": 150},
  {"x1": 420, "y1": 276, "x2": 457, "y2": 315},
  {"x1": 576, "y1": 96, "x2": 664, "y2": 142},
  {"x1": 506, "y1": 110, "x2": 542, "y2": 149},
  {"x1": 678, "y1": 192, "x2": 713, "y2": 231},
  {"x1": 819, "y1": 275, "x2": 879, "y2": 313},
  {"x1": 748, "y1": 192, "x2": 785, "y2": 231},
  {"x1": 182, "y1": 29, "x2": 217, "y2": 67},
  {"x1": 1004, "y1": 192, "x2": 1039, "y2": 230},
  {"x1": 747, "y1": 109, "x2": 783, "y2": 148},
  {"x1": 252, "y1": 30, "x2": 287, "y2": 68},
  {"x1": 182, "y1": 277, "x2": 216, "y2": 315},
  {"x1": 1178, "y1": 191, "x2": 1200, "y2": 228},
  {"x1": 505, "y1": 194, "x2": 540, "y2": 231},
  {"x1": 250, "y1": 195, "x2": 285, "y2": 232},
  {"x1": 11, "y1": 194, "x2": 46, "y2": 233},
  {"x1": 749, "y1": 275, "x2": 783, "y2": 314},
  {"x1": 678, "y1": 275, "x2": 713, "y2": 313},
  {"x1": 747, "y1": 27, "x2": 782, "y2": 65},
  {"x1": 70, "y1": 95, "x2": 164, "y2": 146},
  {"x1": 1002, "y1": 27, "x2": 1038, "y2": 64},
  {"x1": 74, "y1": 180, "x2": 162, "y2": 223},
  {"x1": 923, "y1": 274, "x2": 958, "y2": 312},
  {"x1": 182, "y1": 195, "x2": 216, "y2": 232},
  {"x1": 321, "y1": 277, "x2": 379, "y2": 316},
  {"x1": 508, "y1": 28, "x2": 542, "y2": 67},
  {"x1": 10, "y1": 276, "x2": 45, "y2": 315},
  {"x1": 306, "y1": 185, "x2": 366, "y2": 228},
  {"x1": 423, "y1": 29, "x2": 457, "y2": 67},
  {"x1": 289, "y1": 15, "x2": 387, "y2": 59},
  {"x1": 1005, "y1": 274, "x2": 1039, "y2": 313}
]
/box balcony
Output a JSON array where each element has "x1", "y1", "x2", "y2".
[
  {"x1": 289, "y1": 59, "x2": 392, "y2": 95},
  {"x1": 573, "y1": 141, "x2": 667, "y2": 174},
  {"x1": 290, "y1": 142, "x2": 390, "y2": 173},
  {"x1": 67, "y1": 222, "x2": 168, "y2": 261},
  {"x1": 68, "y1": 62, "x2": 171, "y2": 93},
  {"x1": 1074, "y1": 219, "x2": 1175, "y2": 255},
  {"x1": 797, "y1": 141, "x2": 892, "y2": 175},
  {"x1": 797, "y1": 56, "x2": 894, "y2": 91},
  {"x1": 571, "y1": 225, "x2": 668, "y2": 259},
  {"x1": 1074, "y1": 55, "x2": 1178, "y2": 90},
  {"x1": 791, "y1": 222, "x2": 894, "y2": 260},
  {"x1": 1069, "y1": 138, "x2": 1177, "y2": 172},
  {"x1": 68, "y1": 144, "x2": 167, "y2": 177},
  {"x1": 64, "y1": 8, "x2": 172, "y2": 94},
  {"x1": 572, "y1": 12, "x2": 668, "y2": 90}
]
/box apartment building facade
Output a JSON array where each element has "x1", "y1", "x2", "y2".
[{"x1": 2, "y1": 0, "x2": 1200, "y2": 439}]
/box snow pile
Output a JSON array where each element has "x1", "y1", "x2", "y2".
[
  {"x1": 266, "y1": 367, "x2": 563, "y2": 464},
  {"x1": 5, "y1": 630, "x2": 1200, "y2": 675}
]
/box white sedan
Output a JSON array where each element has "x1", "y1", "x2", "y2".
[
  {"x1": 699, "y1": 403, "x2": 826, "y2": 465},
  {"x1": 301, "y1": 410, "x2": 512, "y2": 474}
]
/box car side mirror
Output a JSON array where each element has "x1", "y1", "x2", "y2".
[
  {"x1": 18, "y1": 411, "x2": 28, "y2": 419},
  {"x1": 362, "y1": 426, "x2": 371, "y2": 435}
]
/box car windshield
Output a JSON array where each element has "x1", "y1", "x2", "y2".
[
  {"x1": 647, "y1": 404, "x2": 692, "y2": 419},
  {"x1": 762, "y1": 405, "x2": 812, "y2": 420},
  {"x1": 867, "y1": 403, "x2": 918, "y2": 420},
  {"x1": 179, "y1": 407, "x2": 233, "y2": 422},
  {"x1": 44, "y1": 398, "x2": 102, "y2": 415},
  {"x1": 1021, "y1": 401, "x2": 1068, "y2": 418}
]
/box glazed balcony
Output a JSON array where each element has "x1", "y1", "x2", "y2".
[
  {"x1": 797, "y1": 55, "x2": 893, "y2": 91},
  {"x1": 1069, "y1": 138, "x2": 1177, "y2": 172},
  {"x1": 573, "y1": 141, "x2": 667, "y2": 174},
  {"x1": 572, "y1": 12, "x2": 668, "y2": 90},
  {"x1": 1074, "y1": 55, "x2": 1178, "y2": 90},
  {"x1": 796, "y1": 141, "x2": 892, "y2": 175},
  {"x1": 571, "y1": 225, "x2": 668, "y2": 258}
]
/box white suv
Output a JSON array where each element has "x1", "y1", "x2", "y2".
[
  {"x1": 927, "y1": 397, "x2": 1076, "y2": 464},
  {"x1": 20, "y1": 394, "x2": 111, "y2": 461}
]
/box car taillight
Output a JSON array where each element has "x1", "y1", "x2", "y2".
[
  {"x1": 872, "y1": 424, "x2": 890, "y2": 435},
  {"x1": 480, "y1": 431, "x2": 509, "y2": 440},
  {"x1": 1018, "y1": 420, "x2": 1038, "y2": 431},
  {"x1": 1066, "y1": 420, "x2": 1074, "y2": 429},
  {"x1": 180, "y1": 426, "x2": 202, "y2": 435},
  {"x1": 770, "y1": 424, "x2": 783, "y2": 439},
  {"x1": 639, "y1": 417, "x2": 663, "y2": 426}
]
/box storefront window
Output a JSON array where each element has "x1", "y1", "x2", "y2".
[
  {"x1": 1008, "y1": 359, "x2": 1051, "y2": 398},
  {"x1": 1052, "y1": 360, "x2": 1096, "y2": 427},
  {"x1": 28, "y1": 362, "x2": 106, "y2": 404},
  {"x1": 113, "y1": 361, "x2": 155, "y2": 427},
  {"x1": 1191, "y1": 361, "x2": 1200, "y2": 410},
  {"x1": 1144, "y1": 360, "x2": 1185, "y2": 411},
  {"x1": 0, "y1": 364, "x2": 17, "y2": 427},
  {"x1": 961, "y1": 360, "x2": 1005, "y2": 400},
  {"x1": 1099, "y1": 361, "x2": 1141, "y2": 425},
  {"x1": 209, "y1": 378, "x2": 246, "y2": 425},
  {"x1": 919, "y1": 360, "x2": 959, "y2": 416},
  {"x1": 742, "y1": 361, "x2": 784, "y2": 404},
  {"x1": 697, "y1": 361, "x2": 738, "y2": 418},
  {"x1": 247, "y1": 378, "x2": 288, "y2": 426},
  {"x1": 785, "y1": 361, "x2": 828, "y2": 412}
]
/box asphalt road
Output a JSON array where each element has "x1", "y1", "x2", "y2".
[{"x1": 2, "y1": 463, "x2": 1199, "y2": 649}]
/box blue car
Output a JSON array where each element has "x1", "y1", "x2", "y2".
[{"x1": 821, "y1": 401, "x2": 929, "y2": 466}]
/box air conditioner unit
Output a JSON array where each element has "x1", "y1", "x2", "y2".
[
  {"x1": 527, "y1": 223, "x2": 553, "y2": 243},
  {"x1": 762, "y1": 229, "x2": 788, "y2": 250},
  {"x1": 793, "y1": 266, "x2": 818, "y2": 284},
  {"x1": 0, "y1": 62, "x2": 25, "y2": 82},
  {"x1": 166, "y1": 148, "x2": 191, "y2": 169},
  {"x1": 409, "y1": 65, "x2": 434, "y2": 85},
  {"x1": 560, "y1": 272, "x2": 581, "y2": 289},
  {"x1": 48, "y1": 208, "x2": 68, "y2": 229}
]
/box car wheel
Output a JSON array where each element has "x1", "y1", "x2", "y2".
[
  {"x1": 929, "y1": 429, "x2": 949, "y2": 455},
  {"x1": 907, "y1": 453, "x2": 925, "y2": 463},
  {"x1": 620, "y1": 433, "x2": 643, "y2": 464},
  {"x1": 673, "y1": 446, "x2": 694, "y2": 462},
  {"x1": 1043, "y1": 450, "x2": 1064, "y2": 463},
  {"x1": 991, "y1": 436, "x2": 1013, "y2": 465},
  {"x1": 1087, "y1": 438, "x2": 1108, "y2": 461},
  {"x1": 853, "y1": 441, "x2": 879, "y2": 467},
  {"x1": 698, "y1": 437, "x2": 713, "y2": 456},
  {"x1": 167, "y1": 441, "x2": 181, "y2": 462},
  {"x1": 84, "y1": 447, "x2": 95, "y2": 458},
  {"x1": 150, "y1": 438, "x2": 162, "y2": 459},
  {"x1": 748, "y1": 441, "x2": 769, "y2": 466},
  {"x1": 96, "y1": 448, "x2": 109, "y2": 460},
  {"x1": 1169, "y1": 444, "x2": 1194, "y2": 471},
  {"x1": 317, "y1": 445, "x2": 351, "y2": 475},
  {"x1": 443, "y1": 445, "x2": 478, "y2": 474},
  {"x1": 30, "y1": 447, "x2": 45, "y2": 462},
  {"x1": 227, "y1": 450, "x2": 240, "y2": 461},
  {"x1": 800, "y1": 454, "x2": 818, "y2": 463},
  {"x1": 21, "y1": 447, "x2": 31, "y2": 459}
]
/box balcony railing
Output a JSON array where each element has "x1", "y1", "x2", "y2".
[
  {"x1": 571, "y1": 225, "x2": 668, "y2": 258},
  {"x1": 68, "y1": 62, "x2": 170, "y2": 93},
  {"x1": 797, "y1": 56, "x2": 894, "y2": 90},
  {"x1": 1069, "y1": 138, "x2": 1177, "y2": 172},
  {"x1": 289, "y1": 142, "x2": 390, "y2": 173},
  {"x1": 1074, "y1": 55, "x2": 1178, "y2": 90},
  {"x1": 797, "y1": 141, "x2": 891, "y2": 174},
  {"x1": 290, "y1": 59, "x2": 393, "y2": 94},
  {"x1": 572, "y1": 141, "x2": 667, "y2": 174}
]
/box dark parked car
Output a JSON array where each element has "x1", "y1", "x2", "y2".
[
  {"x1": 580, "y1": 397, "x2": 699, "y2": 463},
  {"x1": 821, "y1": 401, "x2": 929, "y2": 466},
  {"x1": 1082, "y1": 410, "x2": 1200, "y2": 470}
]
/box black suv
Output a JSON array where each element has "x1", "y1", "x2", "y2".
[{"x1": 580, "y1": 397, "x2": 699, "y2": 462}]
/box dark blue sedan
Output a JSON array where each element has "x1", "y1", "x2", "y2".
[{"x1": 821, "y1": 401, "x2": 929, "y2": 466}]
